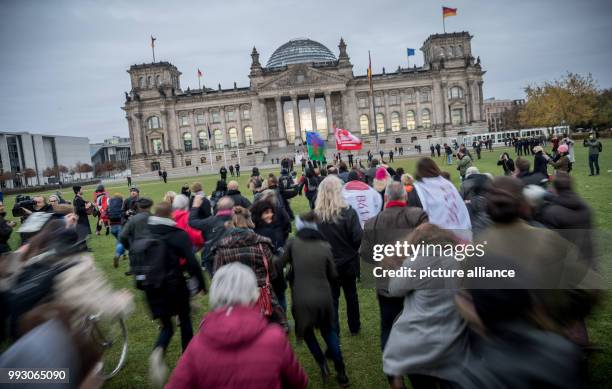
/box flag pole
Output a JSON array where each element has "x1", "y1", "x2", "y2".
[
  {"x1": 442, "y1": 10, "x2": 446, "y2": 33},
  {"x1": 369, "y1": 50, "x2": 379, "y2": 153},
  {"x1": 151, "y1": 36, "x2": 156, "y2": 62},
  {"x1": 198, "y1": 75, "x2": 201, "y2": 90}
]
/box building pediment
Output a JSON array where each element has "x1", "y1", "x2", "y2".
[{"x1": 257, "y1": 64, "x2": 349, "y2": 93}]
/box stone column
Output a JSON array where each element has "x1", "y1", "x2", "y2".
[
  {"x1": 188, "y1": 110, "x2": 196, "y2": 150},
  {"x1": 415, "y1": 90, "x2": 422, "y2": 127},
  {"x1": 399, "y1": 90, "x2": 407, "y2": 130},
  {"x1": 160, "y1": 110, "x2": 171, "y2": 152},
  {"x1": 309, "y1": 93, "x2": 317, "y2": 134},
  {"x1": 220, "y1": 106, "x2": 227, "y2": 148},
  {"x1": 236, "y1": 105, "x2": 244, "y2": 144},
  {"x1": 130, "y1": 114, "x2": 143, "y2": 154},
  {"x1": 477, "y1": 81, "x2": 484, "y2": 121},
  {"x1": 275, "y1": 96, "x2": 286, "y2": 142},
  {"x1": 324, "y1": 91, "x2": 334, "y2": 135},
  {"x1": 256, "y1": 98, "x2": 269, "y2": 144},
  {"x1": 466, "y1": 81, "x2": 474, "y2": 123},
  {"x1": 291, "y1": 95, "x2": 302, "y2": 142},
  {"x1": 441, "y1": 82, "x2": 450, "y2": 124},
  {"x1": 383, "y1": 90, "x2": 390, "y2": 132},
  {"x1": 369, "y1": 93, "x2": 376, "y2": 134}
]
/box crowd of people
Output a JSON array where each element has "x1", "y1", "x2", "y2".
[{"x1": 0, "y1": 131, "x2": 606, "y2": 388}]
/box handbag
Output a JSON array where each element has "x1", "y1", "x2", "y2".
[{"x1": 256, "y1": 244, "x2": 273, "y2": 316}]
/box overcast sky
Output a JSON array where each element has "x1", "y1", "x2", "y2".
[{"x1": 1, "y1": 0, "x2": 611, "y2": 142}]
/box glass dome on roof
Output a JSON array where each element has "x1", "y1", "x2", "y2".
[{"x1": 266, "y1": 38, "x2": 337, "y2": 68}]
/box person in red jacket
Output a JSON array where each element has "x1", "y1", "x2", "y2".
[
  {"x1": 171, "y1": 194, "x2": 204, "y2": 251},
  {"x1": 93, "y1": 184, "x2": 110, "y2": 236},
  {"x1": 165, "y1": 262, "x2": 308, "y2": 389}
]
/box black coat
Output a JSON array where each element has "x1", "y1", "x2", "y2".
[
  {"x1": 145, "y1": 217, "x2": 205, "y2": 318},
  {"x1": 188, "y1": 208, "x2": 232, "y2": 264},
  {"x1": 226, "y1": 189, "x2": 252, "y2": 209},
  {"x1": 536, "y1": 190, "x2": 596, "y2": 268},
  {"x1": 0, "y1": 217, "x2": 13, "y2": 254},
  {"x1": 533, "y1": 152, "x2": 549, "y2": 177},
  {"x1": 72, "y1": 195, "x2": 90, "y2": 237},
  {"x1": 317, "y1": 207, "x2": 363, "y2": 270}
]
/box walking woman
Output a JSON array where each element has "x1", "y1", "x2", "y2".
[
  {"x1": 212, "y1": 206, "x2": 287, "y2": 329},
  {"x1": 278, "y1": 212, "x2": 350, "y2": 386},
  {"x1": 315, "y1": 176, "x2": 363, "y2": 336}
]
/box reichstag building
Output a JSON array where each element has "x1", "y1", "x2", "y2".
[{"x1": 123, "y1": 31, "x2": 487, "y2": 173}]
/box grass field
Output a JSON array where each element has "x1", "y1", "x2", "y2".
[{"x1": 2, "y1": 141, "x2": 611, "y2": 388}]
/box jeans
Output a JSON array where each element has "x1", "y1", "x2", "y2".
[
  {"x1": 110, "y1": 225, "x2": 125, "y2": 256},
  {"x1": 331, "y1": 262, "x2": 361, "y2": 335},
  {"x1": 446, "y1": 154, "x2": 453, "y2": 165},
  {"x1": 304, "y1": 327, "x2": 345, "y2": 372},
  {"x1": 589, "y1": 154, "x2": 600, "y2": 175},
  {"x1": 155, "y1": 309, "x2": 193, "y2": 353},
  {"x1": 377, "y1": 294, "x2": 404, "y2": 351}
]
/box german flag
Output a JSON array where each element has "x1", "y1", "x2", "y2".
[{"x1": 442, "y1": 6, "x2": 457, "y2": 18}]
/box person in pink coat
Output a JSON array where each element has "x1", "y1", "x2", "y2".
[
  {"x1": 165, "y1": 262, "x2": 308, "y2": 389},
  {"x1": 172, "y1": 194, "x2": 204, "y2": 251}
]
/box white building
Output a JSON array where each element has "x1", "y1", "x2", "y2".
[{"x1": 0, "y1": 131, "x2": 93, "y2": 188}]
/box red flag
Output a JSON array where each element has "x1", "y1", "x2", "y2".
[
  {"x1": 150, "y1": 35, "x2": 156, "y2": 48},
  {"x1": 197, "y1": 68, "x2": 203, "y2": 77},
  {"x1": 334, "y1": 127, "x2": 362, "y2": 150}
]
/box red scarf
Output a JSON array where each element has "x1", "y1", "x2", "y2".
[{"x1": 385, "y1": 200, "x2": 406, "y2": 209}]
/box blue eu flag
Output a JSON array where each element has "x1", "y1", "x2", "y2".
[{"x1": 407, "y1": 48, "x2": 415, "y2": 57}]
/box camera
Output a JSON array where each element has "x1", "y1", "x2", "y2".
[{"x1": 12, "y1": 194, "x2": 36, "y2": 218}]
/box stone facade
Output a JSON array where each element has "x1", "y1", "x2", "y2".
[{"x1": 123, "y1": 32, "x2": 487, "y2": 174}]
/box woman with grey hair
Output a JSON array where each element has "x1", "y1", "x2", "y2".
[
  {"x1": 165, "y1": 263, "x2": 308, "y2": 389},
  {"x1": 315, "y1": 175, "x2": 363, "y2": 337},
  {"x1": 172, "y1": 194, "x2": 204, "y2": 251}
]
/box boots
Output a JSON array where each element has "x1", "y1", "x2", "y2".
[{"x1": 336, "y1": 368, "x2": 350, "y2": 387}]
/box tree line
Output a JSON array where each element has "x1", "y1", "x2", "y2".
[{"x1": 0, "y1": 162, "x2": 94, "y2": 187}]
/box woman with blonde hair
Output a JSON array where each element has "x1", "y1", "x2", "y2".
[
  {"x1": 163, "y1": 191, "x2": 177, "y2": 205},
  {"x1": 315, "y1": 175, "x2": 363, "y2": 336},
  {"x1": 212, "y1": 206, "x2": 287, "y2": 328}
]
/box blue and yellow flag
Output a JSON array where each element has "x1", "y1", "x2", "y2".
[{"x1": 306, "y1": 131, "x2": 326, "y2": 161}]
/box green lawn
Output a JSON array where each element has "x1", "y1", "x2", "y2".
[{"x1": 2, "y1": 141, "x2": 611, "y2": 388}]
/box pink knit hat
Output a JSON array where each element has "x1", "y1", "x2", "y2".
[
  {"x1": 375, "y1": 166, "x2": 388, "y2": 181},
  {"x1": 558, "y1": 144, "x2": 569, "y2": 153}
]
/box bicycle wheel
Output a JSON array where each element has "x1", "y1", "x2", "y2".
[{"x1": 90, "y1": 316, "x2": 128, "y2": 379}]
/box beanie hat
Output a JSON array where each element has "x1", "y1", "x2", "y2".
[
  {"x1": 558, "y1": 144, "x2": 569, "y2": 154},
  {"x1": 375, "y1": 166, "x2": 388, "y2": 181}
]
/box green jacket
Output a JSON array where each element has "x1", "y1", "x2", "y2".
[
  {"x1": 583, "y1": 138, "x2": 602, "y2": 155},
  {"x1": 457, "y1": 155, "x2": 473, "y2": 176}
]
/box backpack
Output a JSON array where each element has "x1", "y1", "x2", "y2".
[
  {"x1": 107, "y1": 197, "x2": 123, "y2": 221},
  {"x1": 129, "y1": 238, "x2": 168, "y2": 290}
]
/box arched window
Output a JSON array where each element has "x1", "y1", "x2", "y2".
[
  {"x1": 376, "y1": 113, "x2": 385, "y2": 133},
  {"x1": 406, "y1": 111, "x2": 416, "y2": 130},
  {"x1": 228, "y1": 128, "x2": 238, "y2": 148},
  {"x1": 391, "y1": 112, "x2": 400, "y2": 132},
  {"x1": 448, "y1": 86, "x2": 464, "y2": 99},
  {"x1": 359, "y1": 115, "x2": 369, "y2": 135},
  {"x1": 213, "y1": 129, "x2": 224, "y2": 149},
  {"x1": 146, "y1": 116, "x2": 161, "y2": 129},
  {"x1": 155, "y1": 75, "x2": 160, "y2": 86},
  {"x1": 244, "y1": 126, "x2": 253, "y2": 145},
  {"x1": 183, "y1": 133, "x2": 192, "y2": 151},
  {"x1": 422, "y1": 109, "x2": 431, "y2": 129},
  {"x1": 198, "y1": 131, "x2": 208, "y2": 149},
  {"x1": 139, "y1": 77, "x2": 145, "y2": 88}
]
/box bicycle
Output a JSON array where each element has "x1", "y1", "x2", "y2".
[{"x1": 83, "y1": 313, "x2": 128, "y2": 380}]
